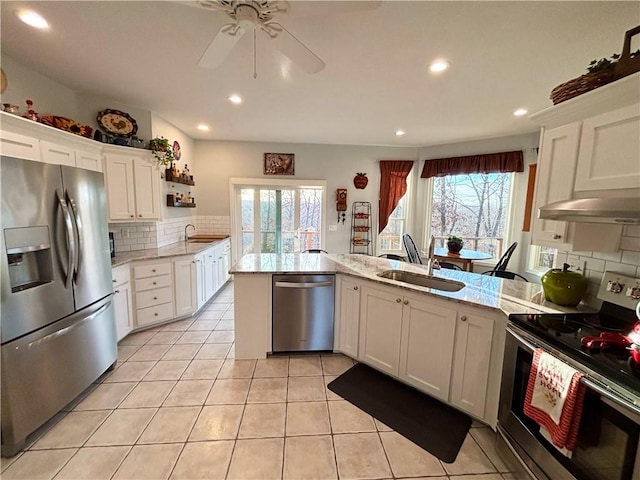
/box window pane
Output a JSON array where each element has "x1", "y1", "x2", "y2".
[
  {"x1": 431, "y1": 173, "x2": 511, "y2": 257},
  {"x1": 380, "y1": 196, "x2": 405, "y2": 253},
  {"x1": 300, "y1": 188, "x2": 322, "y2": 251},
  {"x1": 241, "y1": 189, "x2": 255, "y2": 256}
]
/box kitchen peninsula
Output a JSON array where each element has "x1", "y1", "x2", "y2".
[{"x1": 231, "y1": 253, "x2": 582, "y2": 426}]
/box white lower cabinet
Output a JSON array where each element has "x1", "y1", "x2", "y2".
[
  {"x1": 204, "y1": 249, "x2": 216, "y2": 301},
  {"x1": 450, "y1": 310, "x2": 495, "y2": 418},
  {"x1": 195, "y1": 252, "x2": 206, "y2": 310},
  {"x1": 111, "y1": 264, "x2": 133, "y2": 341},
  {"x1": 338, "y1": 277, "x2": 361, "y2": 358},
  {"x1": 173, "y1": 256, "x2": 197, "y2": 317},
  {"x1": 359, "y1": 284, "x2": 403, "y2": 376},
  {"x1": 132, "y1": 259, "x2": 174, "y2": 327},
  {"x1": 351, "y1": 279, "x2": 502, "y2": 424},
  {"x1": 399, "y1": 294, "x2": 456, "y2": 402}
]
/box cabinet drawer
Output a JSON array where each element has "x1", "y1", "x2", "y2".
[
  {"x1": 111, "y1": 265, "x2": 131, "y2": 287},
  {"x1": 136, "y1": 286, "x2": 172, "y2": 309},
  {"x1": 135, "y1": 274, "x2": 172, "y2": 292},
  {"x1": 134, "y1": 262, "x2": 172, "y2": 279},
  {"x1": 136, "y1": 302, "x2": 174, "y2": 327}
]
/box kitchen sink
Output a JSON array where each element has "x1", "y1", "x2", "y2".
[{"x1": 377, "y1": 270, "x2": 465, "y2": 292}]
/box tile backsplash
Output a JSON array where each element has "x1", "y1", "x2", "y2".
[
  {"x1": 556, "y1": 225, "x2": 640, "y2": 308},
  {"x1": 109, "y1": 215, "x2": 231, "y2": 252}
]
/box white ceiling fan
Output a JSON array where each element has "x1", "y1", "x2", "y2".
[{"x1": 193, "y1": 0, "x2": 380, "y2": 75}]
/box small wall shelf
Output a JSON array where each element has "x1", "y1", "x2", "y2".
[
  {"x1": 167, "y1": 201, "x2": 196, "y2": 208},
  {"x1": 165, "y1": 169, "x2": 195, "y2": 185}
]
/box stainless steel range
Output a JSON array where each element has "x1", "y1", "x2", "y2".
[{"x1": 498, "y1": 271, "x2": 640, "y2": 480}]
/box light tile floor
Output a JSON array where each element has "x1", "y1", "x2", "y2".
[{"x1": 1, "y1": 281, "x2": 530, "y2": 480}]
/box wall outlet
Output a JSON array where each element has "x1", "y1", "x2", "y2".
[{"x1": 121, "y1": 228, "x2": 130, "y2": 239}]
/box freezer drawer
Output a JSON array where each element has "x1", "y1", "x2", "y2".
[
  {"x1": 1, "y1": 295, "x2": 116, "y2": 456},
  {"x1": 272, "y1": 274, "x2": 335, "y2": 352}
]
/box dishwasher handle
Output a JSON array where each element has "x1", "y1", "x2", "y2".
[{"x1": 274, "y1": 281, "x2": 334, "y2": 288}]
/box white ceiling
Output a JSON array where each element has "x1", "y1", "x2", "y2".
[{"x1": 1, "y1": 1, "x2": 638, "y2": 147}]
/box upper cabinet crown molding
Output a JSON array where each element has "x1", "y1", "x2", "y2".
[{"x1": 529, "y1": 72, "x2": 640, "y2": 128}]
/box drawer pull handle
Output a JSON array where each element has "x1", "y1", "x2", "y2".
[
  {"x1": 396, "y1": 298, "x2": 401, "y2": 303},
  {"x1": 353, "y1": 286, "x2": 358, "y2": 291},
  {"x1": 403, "y1": 299, "x2": 409, "y2": 305},
  {"x1": 153, "y1": 282, "x2": 156, "y2": 285},
  {"x1": 153, "y1": 297, "x2": 157, "y2": 300},
  {"x1": 461, "y1": 316, "x2": 467, "y2": 322},
  {"x1": 553, "y1": 234, "x2": 562, "y2": 239},
  {"x1": 130, "y1": 215, "x2": 134, "y2": 218},
  {"x1": 114, "y1": 290, "x2": 120, "y2": 294},
  {"x1": 152, "y1": 269, "x2": 156, "y2": 272},
  {"x1": 138, "y1": 214, "x2": 142, "y2": 217},
  {"x1": 154, "y1": 313, "x2": 158, "y2": 316},
  {"x1": 112, "y1": 279, "x2": 117, "y2": 283}
]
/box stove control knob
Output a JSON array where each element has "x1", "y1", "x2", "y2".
[
  {"x1": 607, "y1": 280, "x2": 625, "y2": 294},
  {"x1": 627, "y1": 286, "x2": 640, "y2": 299}
]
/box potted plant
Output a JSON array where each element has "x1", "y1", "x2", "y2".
[
  {"x1": 447, "y1": 235, "x2": 464, "y2": 254},
  {"x1": 149, "y1": 136, "x2": 175, "y2": 166}
]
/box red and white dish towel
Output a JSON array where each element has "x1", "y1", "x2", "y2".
[{"x1": 523, "y1": 348, "x2": 586, "y2": 454}]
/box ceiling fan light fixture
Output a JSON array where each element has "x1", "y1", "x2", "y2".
[
  {"x1": 197, "y1": 124, "x2": 210, "y2": 131},
  {"x1": 513, "y1": 108, "x2": 528, "y2": 117},
  {"x1": 428, "y1": 60, "x2": 450, "y2": 73},
  {"x1": 228, "y1": 94, "x2": 243, "y2": 104},
  {"x1": 16, "y1": 9, "x2": 49, "y2": 30}
]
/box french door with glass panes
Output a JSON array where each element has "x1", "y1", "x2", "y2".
[{"x1": 238, "y1": 187, "x2": 323, "y2": 255}]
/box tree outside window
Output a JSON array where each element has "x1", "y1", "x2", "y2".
[{"x1": 430, "y1": 172, "x2": 511, "y2": 257}]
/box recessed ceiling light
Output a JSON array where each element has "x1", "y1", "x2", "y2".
[
  {"x1": 428, "y1": 60, "x2": 450, "y2": 73},
  {"x1": 395, "y1": 129, "x2": 406, "y2": 136},
  {"x1": 197, "y1": 124, "x2": 209, "y2": 131},
  {"x1": 228, "y1": 94, "x2": 242, "y2": 104},
  {"x1": 16, "y1": 10, "x2": 49, "y2": 29},
  {"x1": 513, "y1": 108, "x2": 528, "y2": 117}
]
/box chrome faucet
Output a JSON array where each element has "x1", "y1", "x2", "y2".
[
  {"x1": 185, "y1": 223, "x2": 195, "y2": 242},
  {"x1": 427, "y1": 235, "x2": 441, "y2": 275}
]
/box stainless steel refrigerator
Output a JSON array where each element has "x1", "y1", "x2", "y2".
[{"x1": 0, "y1": 156, "x2": 117, "y2": 457}]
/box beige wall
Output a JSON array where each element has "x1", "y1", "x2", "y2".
[{"x1": 194, "y1": 140, "x2": 419, "y2": 253}]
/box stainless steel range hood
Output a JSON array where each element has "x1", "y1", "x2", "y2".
[{"x1": 539, "y1": 197, "x2": 640, "y2": 224}]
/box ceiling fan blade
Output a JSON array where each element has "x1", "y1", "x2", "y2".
[
  {"x1": 264, "y1": 22, "x2": 325, "y2": 74},
  {"x1": 198, "y1": 23, "x2": 246, "y2": 69},
  {"x1": 283, "y1": 1, "x2": 381, "y2": 17}
]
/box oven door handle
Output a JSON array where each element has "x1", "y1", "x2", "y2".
[{"x1": 507, "y1": 324, "x2": 640, "y2": 418}]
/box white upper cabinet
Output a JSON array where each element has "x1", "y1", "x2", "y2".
[
  {"x1": 103, "y1": 147, "x2": 162, "y2": 222},
  {"x1": 0, "y1": 112, "x2": 103, "y2": 172},
  {"x1": 530, "y1": 73, "x2": 640, "y2": 250},
  {"x1": 575, "y1": 104, "x2": 640, "y2": 192}
]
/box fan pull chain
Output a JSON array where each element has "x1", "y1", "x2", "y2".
[{"x1": 253, "y1": 29, "x2": 258, "y2": 79}]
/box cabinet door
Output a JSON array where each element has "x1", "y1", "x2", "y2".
[
  {"x1": 104, "y1": 155, "x2": 136, "y2": 221},
  {"x1": 133, "y1": 158, "x2": 161, "y2": 220},
  {"x1": 113, "y1": 281, "x2": 133, "y2": 342},
  {"x1": 450, "y1": 311, "x2": 494, "y2": 418},
  {"x1": 204, "y1": 251, "x2": 216, "y2": 301},
  {"x1": 338, "y1": 278, "x2": 361, "y2": 358},
  {"x1": 222, "y1": 241, "x2": 231, "y2": 284},
  {"x1": 575, "y1": 104, "x2": 640, "y2": 192},
  {"x1": 359, "y1": 285, "x2": 403, "y2": 376},
  {"x1": 399, "y1": 295, "x2": 456, "y2": 401},
  {"x1": 531, "y1": 123, "x2": 581, "y2": 248},
  {"x1": 0, "y1": 130, "x2": 40, "y2": 160},
  {"x1": 40, "y1": 141, "x2": 75, "y2": 167},
  {"x1": 195, "y1": 253, "x2": 206, "y2": 310},
  {"x1": 75, "y1": 149, "x2": 103, "y2": 173},
  {"x1": 173, "y1": 257, "x2": 197, "y2": 317},
  {"x1": 213, "y1": 245, "x2": 225, "y2": 294}
]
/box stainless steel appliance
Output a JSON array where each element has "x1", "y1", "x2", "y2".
[
  {"x1": 498, "y1": 271, "x2": 640, "y2": 480},
  {"x1": 272, "y1": 274, "x2": 335, "y2": 352},
  {"x1": 1, "y1": 156, "x2": 117, "y2": 457}
]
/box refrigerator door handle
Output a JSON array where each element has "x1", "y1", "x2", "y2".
[
  {"x1": 66, "y1": 190, "x2": 82, "y2": 281},
  {"x1": 56, "y1": 190, "x2": 76, "y2": 289}
]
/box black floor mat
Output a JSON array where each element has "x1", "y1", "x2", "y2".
[{"x1": 327, "y1": 362, "x2": 471, "y2": 463}]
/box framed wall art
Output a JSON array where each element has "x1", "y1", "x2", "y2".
[{"x1": 264, "y1": 153, "x2": 295, "y2": 175}]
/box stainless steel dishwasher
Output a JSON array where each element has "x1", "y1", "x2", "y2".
[{"x1": 272, "y1": 274, "x2": 335, "y2": 352}]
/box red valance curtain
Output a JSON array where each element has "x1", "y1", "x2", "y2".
[
  {"x1": 420, "y1": 150, "x2": 524, "y2": 178},
  {"x1": 379, "y1": 161, "x2": 414, "y2": 233}
]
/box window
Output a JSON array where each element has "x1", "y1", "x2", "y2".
[
  {"x1": 233, "y1": 179, "x2": 325, "y2": 256},
  {"x1": 528, "y1": 245, "x2": 556, "y2": 273},
  {"x1": 379, "y1": 194, "x2": 407, "y2": 253},
  {"x1": 429, "y1": 172, "x2": 512, "y2": 258}
]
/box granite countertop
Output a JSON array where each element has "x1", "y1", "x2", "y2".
[
  {"x1": 111, "y1": 236, "x2": 230, "y2": 267},
  {"x1": 231, "y1": 253, "x2": 595, "y2": 317}
]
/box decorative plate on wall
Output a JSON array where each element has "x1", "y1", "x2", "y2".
[{"x1": 97, "y1": 109, "x2": 137, "y2": 138}]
